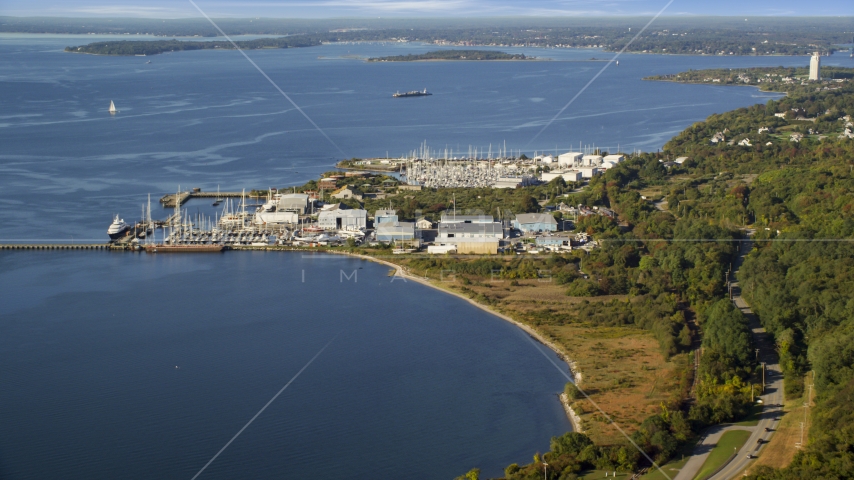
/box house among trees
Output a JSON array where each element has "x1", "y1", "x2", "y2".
[{"x1": 330, "y1": 185, "x2": 363, "y2": 200}]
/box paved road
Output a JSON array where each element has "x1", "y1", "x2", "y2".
[{"x1": 674, "y1": 240, "x2": 785, "y2": 480}]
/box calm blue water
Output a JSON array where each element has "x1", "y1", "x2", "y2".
[
  {"x1": 1, "y1": 34, "x2": 851, "y2": 479},
  {"x1": 0, "y1": 251, "x2": 571, "y2": 479}
]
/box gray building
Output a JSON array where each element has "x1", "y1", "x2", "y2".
[
  {"x1": 317, "y1": 209, "x2": 367, "y2": 230},
  {"x1": 376, "y1": 222, "x2": 415, "y2": 242},
  {"x1": 374, "y1": 209, "x2": 398, "y2": 225},
  {"x1": 438, "y1": 221, "x2": 504, "y2": 241},
  {"x1": 277, "y1": 193, "x2": 310, "y2": 214},
  {"x1": 513, "y1": 213, "x2": 558, "y2": 233}
]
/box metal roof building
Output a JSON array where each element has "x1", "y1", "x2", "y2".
[
  {"x1": 438, "y1": 221, "x2": 504, "y2": 240},
  {"x1": 374, "y1": 209, "x2": 398, "y2": 225},
  {"x1": 513, "y1": 213, "x2": 558, "y2": 233},
  {"x1": 317, "y1": 209, "x2": 367, "y2": 230},
  {"x1": 376, "y1": 222, "x2": 415, "y2": 242},
  {"x1": 277, "y1": 193, "x2": 310, "y2": 214}
]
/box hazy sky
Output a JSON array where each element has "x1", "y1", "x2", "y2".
[{"x1": 1, "y1": 0, "x2": 850, "y2": 18}]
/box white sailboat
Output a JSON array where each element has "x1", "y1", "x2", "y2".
[{"x1": 109, "y1": 100, "x2": 118, "y2": 114}]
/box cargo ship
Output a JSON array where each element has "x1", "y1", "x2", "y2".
[{"x1": 393, "y1": 89, "x2": 432, "y2": 98}]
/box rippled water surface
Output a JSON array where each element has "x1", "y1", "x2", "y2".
[{"x1": 2, "y1": 34, "x2": 847, "y2": 479}]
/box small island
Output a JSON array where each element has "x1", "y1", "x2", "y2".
[{"x1": 368, "y1": 49, "x2": 529, "y2": 62}]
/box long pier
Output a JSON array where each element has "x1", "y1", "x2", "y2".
[
  {"x1": 0, "y1": 244, "x2": 110, "y2": 250},
  {"x1": 160, "y1": 191, "x2": 246, "y2": 208}
]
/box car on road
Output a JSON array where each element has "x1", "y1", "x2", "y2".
[{"x1": 746, "y1": 454, "x2": 754, "y2": 459}]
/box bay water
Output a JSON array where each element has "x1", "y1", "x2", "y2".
[{"x1": 1, "y1": 34, "x2": 848, "y2": 479}]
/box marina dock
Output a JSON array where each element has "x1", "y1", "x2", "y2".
[{"x1": 160, "y1": 191, "x2": 245, "y2": 208}]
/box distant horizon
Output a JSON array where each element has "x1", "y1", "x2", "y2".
[
  {"x1": 3, "y1": 14, "x2": 854, "y2": 20},
  {"x1": 2, "y1": 0, "x2": 853, "y2": 19}
]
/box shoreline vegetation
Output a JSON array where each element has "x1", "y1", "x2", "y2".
[{"x1": 367, "y1": 50, "x2": 529, "y2": 62}]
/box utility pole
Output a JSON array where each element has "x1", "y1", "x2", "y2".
[{"x1": 761, "y1": 362, "x2": 766, "y2": 392}]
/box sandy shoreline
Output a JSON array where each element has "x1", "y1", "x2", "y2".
[{"x1": 327, "y1": 250, "x2": 586, "y2": 434}]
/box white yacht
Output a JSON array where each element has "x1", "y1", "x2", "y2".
[
  {"x1": 107, "y1": 215, "x2": 130, "y2": 240},
  {"x1": 109, "y1": 100, "x2": 118, "y2": 114}
]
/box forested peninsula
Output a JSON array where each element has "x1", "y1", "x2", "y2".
[
  {"x1": 368, "y1": 50, "x2": 528, "y2": 61},
  {"x1": 64, "y1": 36, "x2": 320, "y2": 56},
  {"x1": 645, "y1": 66, "x2": 854, "y2": 92}
]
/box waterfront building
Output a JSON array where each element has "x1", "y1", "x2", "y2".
[
  {"x1": 513, "y1": 213, "x2": 558, "y2": 233},
  {"x1": 416, "y1": 217, "x2": 434, "y2": 229},
  {"x1": 277, "y1": 193, "x2": 311, "y2": 214},
  {"x1": 436, "y1": 214, "x2": 503, "y2": 254},
  {"x1": 318, "y1": 209, "x2": 367, "y2": 230},
  {"x1": 374, "y1": 209, "x2": 398, "y2": 224},
  {"x1": 557, "y1": 152, "x2": 583, "y2": 166},
  {"x1": 376, "y1": 221, "x2": 416, "y2": 243},
  {"x1": 810, "y1": 52, "x2": 821, "y2": 81},
  {"x1": 254, "y1": 211, "x2": 299, "y2": 225}
]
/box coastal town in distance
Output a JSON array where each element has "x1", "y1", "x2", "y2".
[{"x1": 2, "y1": 7, "x2": 854, "y2": 480}]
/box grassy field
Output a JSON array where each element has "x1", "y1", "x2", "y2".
[
  {"x1": 693, "y1": 430, "x2": 752, "y2": 480},
  {"x1": 748, "y1": 374, "x2": 814, "y2": 472},
  {"x1": 541, "y1": 323, "x2": 689, "y2": 444}
]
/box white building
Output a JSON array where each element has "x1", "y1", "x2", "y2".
[
  {"x1": 317, "y1": 209, "x2": 367, "y2": 230},
  {"x1": 493, "y1": 175, "x2": 535, "y2": 189},
  {"x1": 557, "y1": 152, "x2": 583, "y2": 166},
  {"x1": 576, "y1": 166, "x2": 600, "y2": 178},
  {"x1": 603, "y1": 154, "x2": 625, "y2": 164},
  {"x1": 582, "y1": 155, "x2": 603, "y2": 166},
  {"x1": 254, "y1": 211, "x2": 298, "y2": 225},
  {"x1": 809, "y1": 52, "x2": 821, "y2": 81},
  {"x1": 541, "y1": 170, "x2": 582, "y2": 183}
]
